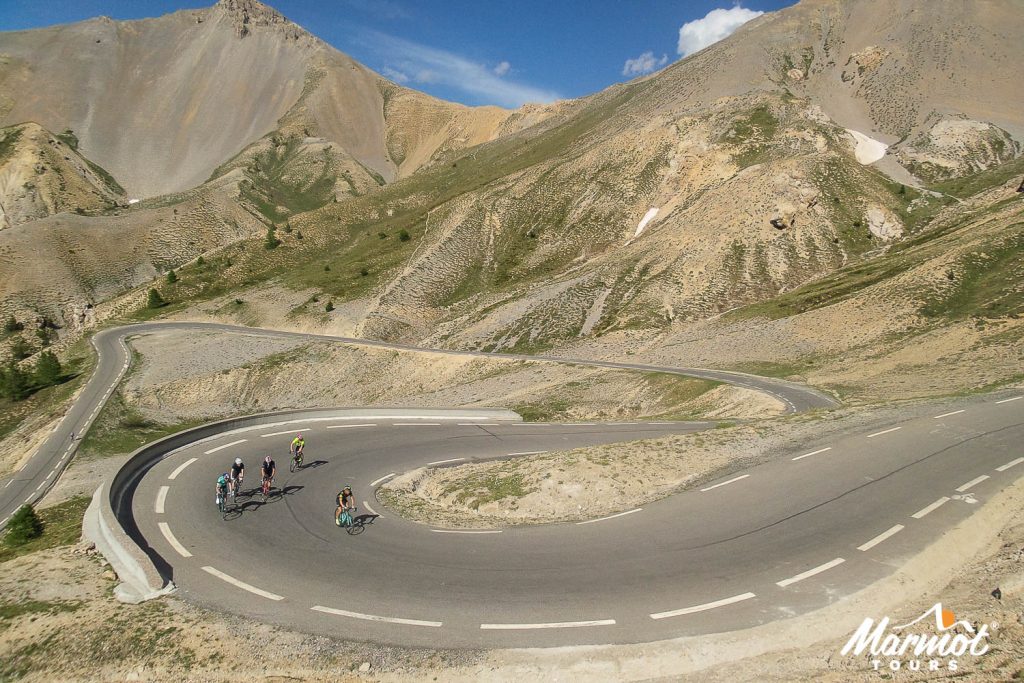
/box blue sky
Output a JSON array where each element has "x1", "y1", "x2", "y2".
[{"x1": 0, "y1": 0, "x2": 795, "y2": 107}]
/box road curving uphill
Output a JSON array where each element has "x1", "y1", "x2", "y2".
[{"x1": 2, "y1": 322, "x2": 1022, "y2": 649}]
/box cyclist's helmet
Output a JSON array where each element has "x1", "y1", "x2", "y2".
[
  {"x1": 235, "y1": 457, "x2": 242, "y2": 465},
  {"x1": 296, "y1": 433, "x2": 303, "y2": 439},
  {"x1": 344, "y1": 484, "x2": 352, "y2": 491}
]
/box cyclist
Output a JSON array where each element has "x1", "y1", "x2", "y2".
[
  {"x1": 230, "y1": 457, "x2": 245, "y2": 494},
  {"x1": 290, "y1": 434, "x2": 305, "y2": 459},
  {"x1": 216, "y1": 472, "x2": 229, "y2": 509},
  {"x1": 261, "y1": 454, "x2": 276, "y2": 493},
  {"x1": 335, "y1": 485, "x2": 355, "y2": 526}
]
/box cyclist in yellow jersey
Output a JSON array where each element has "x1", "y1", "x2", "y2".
[{"x1": 290, "y1": 434, "x2": 305, "y2": 457}]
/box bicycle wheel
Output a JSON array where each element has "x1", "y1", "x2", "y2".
[
  {"x1": 346, "y1": 518, "x2": 365, "y2": 535},
  {"x1": 289, "y1": 457, "x2": 296, "y2": 473}
]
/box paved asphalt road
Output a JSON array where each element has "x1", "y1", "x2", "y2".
[
  {"x1": 2, "y1": 322, "x2": 1021, "y2": 650},
  {"x1": 0, "y1": 321, "x2": 835, "y2": 530}
]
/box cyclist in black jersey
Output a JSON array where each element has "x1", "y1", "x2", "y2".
[
  {"x1": 261, "y1": 455, "x2": 276, "y2": 490},
  {"x1": 230, "y1": 457, "x2": 245, "y2": 494}
]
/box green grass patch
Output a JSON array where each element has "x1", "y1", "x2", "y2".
[
  {"x1": 444, "y1": 469, "x2": 532, "y2": 510},
  {"x1": 929, "y1": 155, "x2": 1024, "y2": 199},
  {"x1": 78, "y1": 392, "x2": 204, "y2": 460},
  {"x1": 920, "y1": 230, "x2": 1024, "y2": 320},
  {"x1": 0, "y1": 496, "x2": 91, "y2": 563},
  {"x1": 513, "y1": 398, "x2": 571, "y2": 422}
]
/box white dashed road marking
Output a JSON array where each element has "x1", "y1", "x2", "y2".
[
  {"x1": 911, "y1": 497, "x2": 950, "y2": 519},
  {"x1": 776, "y1": 558, "x2": 845, "y2": 587},
  {"x1": 158, "y1": 522, "x2": 192, "y2": 558},
  {"x1": 996, "y1": 458, "x2": 1024, "y2": 472},
  {"x1": 867, "y1": 427, "x2": 901, "y2": 439},
  {"x1": 480, "y1": 619, "x2": 615, "y2": 630},
  {"x1": 933, "y1": 410, "x2": 965, "y2": 419},
  {"x1": 650, "y1": 592, "x2": 757, "y2": 619},
  {"x1": 576, "y1": 508, "x2": 642, "y2": 525},
  {"x1": 701, "y1": 474, "x2": 749, "y2": 492},
  {"x1": 154, "y1": 486, "x2": 169, "y2": 514},
  {"x1": 260, "y1": 429, "x2": 313, "y2": 438},
  {"x1": 201, "y1": 566, "x2": 284, "y2": 601},
  {"x1": 312, "y1": 605, "x2": 441, "y2": 627},
  {"x1": 955, "y1": 475, "x2": 989, "y2": 492},
  {"x1": 326, "y1": 424, "x2": 376, "y2": 430},
  {"x1": 857, "y1": 524, "x2": 904, "y2": 551},
  {"x1": 168, "y1": 458, "x2": 198, "y2": 480},
  {"x1": 370, "y1": 473, "x2": 397, "y2": 487},
  {"x1": 792, "y1": 447, "x2": 831, "y2": 462},
  {"x1": 996, "y1": 396, "x2": 1022, "y2": 404},
  {"x1": 204, "y1": 439, "x2": 247, "y2": 455},
  {"x1": 427, "y1": 458, "x2": 466, "y2": 466}
]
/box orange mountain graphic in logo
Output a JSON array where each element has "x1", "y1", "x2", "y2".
[{"x1": 894, "y1": 604, "x2": 973, "y2": 633}]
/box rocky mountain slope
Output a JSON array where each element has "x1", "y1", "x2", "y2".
[{"x1": 0, "y1": 0, "x2": 1020, "y2": 400}]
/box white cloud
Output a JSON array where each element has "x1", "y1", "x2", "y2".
[
  {"x1": 677, "y1": 6, "x2": 764, "y2": 57},
  {"x1": 493, "y1": 61, "x2": 511, "y2": 77},
  {"x1": 358, "y1": 31, "x2": 560, "y2": 107},
  {"x1": 622, "y1": 51, "x2": 668, "y2": 76},
  {"x1": 381, "y1": 66, "x2": 409, "y2": 83}
]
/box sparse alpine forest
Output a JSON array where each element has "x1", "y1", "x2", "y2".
[{"x1": 0, "y1": 0, "x2": 1023, "y2": 681}]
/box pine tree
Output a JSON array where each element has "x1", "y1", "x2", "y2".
[
  {"x1": 5, "y1": 505, "x2": 43, "y2": 545},
  {"x1": 147, "y1": 288, "x2": 166, "y2": 309},
  {"x1": 166, "y1": 269, "x2": 177, "y2": 284},
  {"x1": 34, "y1": 351, "x2": 62, "y2": 387},
  {"x1": 0, "y1": 361, "x2": 29, "y2": 400},
  {"x1": 265, "y1": 226, "x2": 280, "y2": 250}
]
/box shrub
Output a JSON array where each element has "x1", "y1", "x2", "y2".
[
  {"x1": 5, "y1": 505, "x2": 43, "y2": 546},
  {"x1": 378, "y1": 232, "x2": 388, "y2": 240},
  {"x1": 283, "y1": 222, "x2": 293, "y2": 233},
  {"x1": 359, "y1": 267, "x2": 369, "y2": 277},
  {"x1": 3, "y1": 316, "x2": 23, "y2": 334},
  {"x1": 197, "y1": 256, "x2": 206, "y2": 266},
  {"x1": 147, "y1": 288, "x2": 166, "y2": 309},
  {"x1": 324, "y1": 265, "x2": 331, "y2": 272},
  {"x1": 34, "y1": 351, "x2": 62, "y2": 386},
  {"x1": 10, "y1": 337, "x2": 33, "y2": 360},
  {"x1": 325, "y1": 300, "x2": 334, "y2": 312},
  {"x1": 36, "y1": 328, "x2": 53, "y2": 347},
  {"x1": 265, "y1": 226, "x2": 281, "y2": 250},
  {"x1": 166, "y1": 269, "x2": 177, "y2": 284},
  {"x1": 398, "y1": 229, "x2": 411, "y2": 242}
]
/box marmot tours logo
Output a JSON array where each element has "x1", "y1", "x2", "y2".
[{"x1": 841, "y1": 603, "x2": 990, "y2": 673}]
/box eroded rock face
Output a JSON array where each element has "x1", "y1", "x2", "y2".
[
  {"x1": 866, "y1": 206, "x2": 903, "y2": 241},
  {"x1": 894, "y1": 117, "x2": 1020, "y2": 182}
]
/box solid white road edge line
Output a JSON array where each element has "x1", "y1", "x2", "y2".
[
  {"x1": 154, "y1": 486, "x2": 169, "y2": 514},
  {"x1": 650, "y1": 592, "x2": 756, "y2": 619},
  {"x1": 312, "y1": 605, "x2": 441, "y2": 627},
  {"x1": 776, "y1": 558, "x2": 845, "y2": 587},
  {"x1": 427, "y1": 458, "x2": 466, "y2": 466},
  {"x1": 792, "y1": 447, "x2": 831, "y2": 461},
  {"x1": 933, "y1": 410, "x2": 965, "y2": 419},
  {"x1": 911, "y1": 497, "x2": 950, "y2": 519},
  {"x1": 204, "y1": 439, "x2": 247, "y2": 455},
  {"x1": 158, "y1": 522, "x2": 192, "y2": 558},
  {"x1": 701, "y1": 474, "x2": 749, "y2": 492},
  {"x1": 260, "y1": 429, "x2": 313, "y2": 438},
  {"x1": 201, "y1": 566, "x2": 284, "y2": 601},
  {"x1": 480, "y1": 619, "x2": 615, "y2": 630},
  {"x1": 955, "y1": 475, "x2": 989, "y2": 492},
  {"x1": 996, "y1": 396, "x2": 1022, "y2": 404},
  {"x1": 507, "y1": 451, "x2": 547, "y2": 456},
  {"x1": 370, "y1": 473, "x2": 397, "y2": 487},
  {"x1": 867, "y1": 426, "x2": 902, "y2": 438},
  {"x1": 362, "y1": 501, "x2": 382, "y2": 517},
  {"x1": 325, "y1": 424, "x2": 377, "y2": 430},
  {"x1": 430, "y1": 529, "x2": 502, "y2": 535},
  {"x1": 996, "y1": 457, "x2": 1024, "y2": 472},
  {"x1": 168, "y1": 458, "x2": 198, "y2": 480},
  {"x1": 576, "y1": 508, "x2": 642, "y2": 525},
  {"x1": 857, "y1": 524, "x2": 904, "y2": 552}
]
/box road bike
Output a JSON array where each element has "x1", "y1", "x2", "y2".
[
  {"x1": 216, "y1": 490, "x2": 227, "y2": 520},
  {"x1": 337, "y1": 506, "x2": 365, "y2": 535},
  {"x1": 227, "y1": 479, "x2": 241, "y2": 509},
  {"x1": 260, "y1": 476, "x2": 274, "y2": 503},
  {"x1": 289, "y1": 449, "x2": 303, "y2": 472}
]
